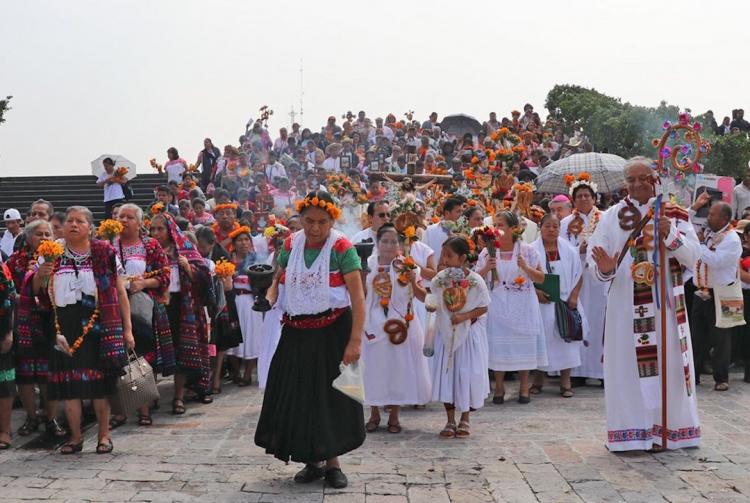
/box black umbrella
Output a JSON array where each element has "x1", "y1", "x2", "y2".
[{"x1": 440, "y1": 114, "x2": 482, "y2": 137}]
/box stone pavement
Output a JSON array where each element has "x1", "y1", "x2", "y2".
[{"x1": 2, "y1": 374, "x2": 750, "y2": 502}]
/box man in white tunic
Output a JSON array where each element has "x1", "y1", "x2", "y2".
[
  {"x1": 560, "y1": 177, "x2": 606, "y2": 380},
  {"x1": 588, "y1": 157, "x2": 701, "y2": 451}
]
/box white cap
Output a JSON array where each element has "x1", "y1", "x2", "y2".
[{"x1": 3, "y1": 209, "x2": 21, "y2": 221}]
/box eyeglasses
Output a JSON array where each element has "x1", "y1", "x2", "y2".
[{"x1": 376, "y1": 212, "x2": 390, "y2": 218}]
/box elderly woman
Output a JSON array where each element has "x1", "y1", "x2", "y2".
[
  {"x1": 255, "y1": 191, "x2": 365, "y2": 489},
  {"x1": 37, "y1": 206, "x2": 132, "y2": 454},
  {"x1": 0, "y1": 261, "x2": 16, "y2": 450},
  {"x1": 8, "y1": 219, "x2": 66, "y2": 439},
  {"x1": 149, "y1": 213, "x2": 211, "y2": 415},
  {"x1": 225, "y1": 226, "x2": 269, "y2": 386},
  {"x1": 531, "y1": 214, "x2": 585, "y2": 397},
  {"x1": 109, "y1": 203, "x2": 174, "y2": 427}
]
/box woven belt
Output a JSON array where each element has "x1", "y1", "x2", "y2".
[{"x1": 282, "y1": 308, "x2": 348, "y2": 330}]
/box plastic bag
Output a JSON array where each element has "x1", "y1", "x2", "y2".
[
  {"x1": 422, "y1": 293, "x2": 438, "y2": 357},
  {"x1": 332, "y1": 361, "x2": 366, "y2": 404}
]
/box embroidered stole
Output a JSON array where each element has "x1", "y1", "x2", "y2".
[{"x1": 631, "y1": 224, "x2": 692, "y2": 409}]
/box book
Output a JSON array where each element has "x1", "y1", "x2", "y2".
[{"x1": 534, "y1": 273, "x2": 561, "y2": 303}]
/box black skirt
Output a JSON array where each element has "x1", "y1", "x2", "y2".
[
  {"x1": 254, "y1": 309, "x2": 365, "y2": 464},
  {"x1": 14, "y1": 311, "x2": 53, "y2": 385},
  {"x1": 47, "y1": 299, "x2": 115, "y2": 401},
  {"x1": 0, "y1": 350, "x2": 15, "y2": 398},
  {"x1": 211, "y1": 290, "x2": 243, "y2": 351}
]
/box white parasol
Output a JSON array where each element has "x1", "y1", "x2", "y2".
[{"x1": 91, "y1": 154, "x2": 137, "y2": 181}]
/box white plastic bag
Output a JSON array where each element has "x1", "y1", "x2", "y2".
[
  {"x1": 422, "y1": 293, "x2": 438, "y2": 357},
  {"x1": 332, "y1": 361, "x2": 366, "y2": 404}
]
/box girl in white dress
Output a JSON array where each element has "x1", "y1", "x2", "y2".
[
  {"x1": 477, "y1": 211, "x2": 547, "y2": 405},
  {"x1": 530, "y1": 214, "x2": 586, "y2": 398},
  {"x1": 362, "y1": 224, "x2": 431, "y2": 433},
  {"x1": 430, "y1": 236, "x2": 490, "y2": 438},
  {"x1": 226, "y1": 227, "x2": 269, "y2": 386}
]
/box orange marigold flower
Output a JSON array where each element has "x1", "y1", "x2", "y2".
[
  {"x1": 513, "y1": 276, "x2": 526, "y2": 285},
  {"x1": 311, "y1": 197, "x2": 319, "y2": 206},
  {"x1": 578, "y1": 172, "x2": 592, "y2": 181},
  {"x1": 380, "y1": 298, "x2": 389, "y2": 307},
  {"x1": 404, "y1": 313, "x2": 414, "y2": 321}
]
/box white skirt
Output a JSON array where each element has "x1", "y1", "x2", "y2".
[
  {"x1": 257, "y1": 303, "x2": 283, "y2": 390},
  {"x1": 227, "y1": 293, "x2": 263, "y2": 360},
  {"x1": 430, "y1": 316, "x2": 490, "y2": 413},
  {"x1": 362, "y1": 319, "x2": 432, "y2": 406},
  {"x1": 486, "y1": 289, "x2": 548, "y2": 371},
  {"x1": 538, "y1": 303, "x2": 581, "y2": 372}
]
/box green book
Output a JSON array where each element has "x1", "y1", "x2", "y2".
[{"x1": 534, "y1": 274, "x2": 561, "y2": 303}]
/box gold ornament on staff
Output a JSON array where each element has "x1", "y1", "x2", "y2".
[{"x1": 258, "y1": 105, "x2": 274, "y2": 128}]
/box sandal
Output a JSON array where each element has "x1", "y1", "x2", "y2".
[
  {"x1": 387, "y1": 422, "x2": 402, "y2": 434},
  {"x1": 439, "y1": 422, "x2": 457, "y2": 438},
  {"x1": 455, "y1": 420, "x2": 471, "y2": 438},
  {"x1": 560, "y1": 387, "x2": 574, "y2": 398},
  {"x1": 46, "y1": 418, "x2": 68, "y2": 438},
  {"x1": 18, "y1": 416, "x2": 40, "y2": 437},
  {"x1": 138, "y1": 414, "x2": 153, "y2": 426},
  {"x1": 96, "y1": 439, "x2": 114, "y2": 454},
  {"x1": 109, "y1": 415, "x2": 127, "y2": 430},
  {"x1": 714, "y1": 382, "x2": 730, "y2": 392},
  {"x1": 60, "y1": 440, "x2": 83, "y2": 455},
  {"x1": 365, "y1": 418, "x2": 380, "y2": 433},
  {"x1": 211, "y1": 386, "x2": 222, "y2": 395},
  {"x1": 0, "y1": 431, "x2": 11, "y2": 450},
  {"x1": 529, "y1": 384, "x2": 543, "y2": 395},
  {"x1": 172, "y1": 398, "x2": 186, "y2": 415}
]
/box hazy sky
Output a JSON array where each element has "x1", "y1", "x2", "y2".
[{"x1": 1, "y1": 0, "x2": 747, "y2": 177}]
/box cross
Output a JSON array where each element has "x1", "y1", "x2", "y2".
[
  {"x1": 635, "y1": 305, "x2": 648, "y2": 318},
  {"x1": 289, "y1": 107, "x2": 296, "y2": 125}
]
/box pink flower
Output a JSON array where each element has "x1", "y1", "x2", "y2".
[
  {"x1": 678, "y1": 112, "x2": 690, "y2": 125},
  {"x1": 660, "y1": 147, "x2": 672, "y2": 159},
  {"x1": 459, "y1": 279, "x2": 469, "y2": 288},
  {"x1": 692, "y1": 122, "x2": 702, "y2": 132},
  {"x1": 662, "y1": 120, "x2": 672, "y2": 130}
]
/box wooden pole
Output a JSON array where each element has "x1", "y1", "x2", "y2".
[{"x1": 659, "y1": 204, "x2": 669, "y2": 449}]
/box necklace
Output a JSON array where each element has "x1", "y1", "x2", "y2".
[{"x1": 49, "y1": 256, "x2": 99, "y2": 356}]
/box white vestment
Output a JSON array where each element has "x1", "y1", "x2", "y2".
[
  {"x1": 587, "y1": 197, "x2": 701, "y2": 451},
  {"x1": 561, "y1": 209, "x2": 607, "y2": 378}
]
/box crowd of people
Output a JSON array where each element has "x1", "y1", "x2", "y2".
[{"x1": 1, "y1": 106, "x2": 750, "y2": 489}]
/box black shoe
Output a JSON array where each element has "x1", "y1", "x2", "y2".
[
  {"x1": 518, "y1": 395, "x2": 531, "y2": 404},
  {"x1": 324, "y1": 467, "x2": 348, "y2": 489},
  {"x1": 745, "y1": 369, "x2": 750, "y2": 384},
  {"x1": 492, "y1": 395, "x2": 504, "y2": 404},
  {"x1": 294, "y1": 464, "x2": 325, "y2": 484}
]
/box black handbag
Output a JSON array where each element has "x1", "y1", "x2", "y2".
[
  {"x1": 544, "y1": 254, "x2": 583, "y2": 342},
  {"x1": 123, "y1": 181, "x2": 134, "y2": 200}
]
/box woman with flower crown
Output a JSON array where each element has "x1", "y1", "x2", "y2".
[
  {"x1": 477, "y1": 210, "x2": 548, "y2": 405},
  {"x1": 36, "y1": 206, "x2": 132, "y2": 454},
  {"x1": 430, "y1": 236, "x2": 490, "y2": 438},
  {"x1": 559, "y1": 173, "x2": 606, "y2": 382},
  {"x1": 255, "y1": 191, "x2": 365, "y2": 490},
  {"x1": 362, "y1": 224, "x2": 432, "y2": 434},
  {"x1": 225, "y1": 225, "x2": 269, "y2": 386}
]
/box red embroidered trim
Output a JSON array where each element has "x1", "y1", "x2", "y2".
[{"x1": 282, "y1": 308, "x2": 347, "y2": 329}]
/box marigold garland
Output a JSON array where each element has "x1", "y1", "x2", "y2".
[
  {"x1": 295, "y1": 196, "x2": 342, "y2": 220},
  {"x1": 48, "y1": 268, "x2": 99, "y2": 356},
  {"x1": 228, "y1": 225, "x2": 252, "y2": 240},
  {"x1": 213, "y1": 202, "x2": 239, "y2": 214}
]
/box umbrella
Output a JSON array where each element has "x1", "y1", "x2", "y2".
[
  {"x1": 440, "y1": 114, "x2": 482, "y2": 138},
  {"x1": 91, "y1": 154, "x2": 137, "y2": 181},
  {"x1": 534, "y1": 152, "x2": 627, "y2": 194}
]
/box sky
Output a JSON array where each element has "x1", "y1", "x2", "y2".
[{"x1": 0, "y1": 0, "x2": 748, "y2": 177}]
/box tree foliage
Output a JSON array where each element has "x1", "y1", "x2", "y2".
[
  {"x1": 0, "y1": 96, "x2": 11, "y2": 126},
  {"x1": 545, "y1": 84, "x2": 749, "y2": 179}
]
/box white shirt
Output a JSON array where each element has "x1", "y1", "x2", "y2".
[
  {"x1": 0, "y1": 230, "x2": 19, "y2": 257},
  {"x1": 264, "y1": 162, "x2": 287, "y2": 182},
  {"x1": 699, "y1": 224, "x2": 742, "y2": 288},
  {"x1": 351, "y1": 227, "x2": 376, "y2": 244},
  {"x1": 97, "y1": 172, "x2": 125, "y2": 202},
  {"x1": 732, "y1": 183, "x2": 750, "y2": 219},
  {"x1": 322, "y1": 157, "x2": 342, "y2": 172},
  {"x1": 165, "y1": 161, "x2": 186, "y2": 184}
]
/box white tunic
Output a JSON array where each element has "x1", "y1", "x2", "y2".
[
  {"x1": 561, "y1": 209, "x2": 607, "y2": 379},
  {"x1": 481, "y1": 243, "x2": 548, "y2": 371},
  {"x1": 361, "y1": 260, "x2": 432, "y2": 406},
  {"x1": 429, "y1": 268, "x2": 491, "y2": 413},
  {"x1": 587, "y1": 197, "x2": 701, "y2": 451},
  {"x1": 530, "y1": 237, "x2": 585, "y2": 372}
]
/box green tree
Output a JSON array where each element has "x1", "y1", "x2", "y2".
[
  {"x1": 0, "y1": 96, "x2": 11, "y2": 125},
  {"x1": 702, "y1": 133, "x2": 750, "y2": 179}
]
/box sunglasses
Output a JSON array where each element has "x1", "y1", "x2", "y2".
[{"x1": 376, "y1": 212, "x2": 390, "y2": 218}]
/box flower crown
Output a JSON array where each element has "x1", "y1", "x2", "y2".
[
  {"x1": 213, "y1": 202, "x2": 239, "y2": 213},
  {"x1": 229, "y1": 225, "x2": 252, "y2": 240},
  {"x1": 564, "y1": 172, "x2": 598, "y2": 196},
  {"x1": 295, "y1": 195, "x2": 342, "y2": 220}
]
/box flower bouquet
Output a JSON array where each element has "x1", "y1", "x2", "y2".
[
  {"x1": 214, "y1": 259, "x2": 236, "y2": 279},
  {"x1": 475, "y1": 226, "x2": 502, "y2": 288},
  {"x1": 96, "y1": 219, "x2": 123, "y2": 242},
  {"x1": 149, "y1": 158, "x2": 163, "y2": 174}
]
